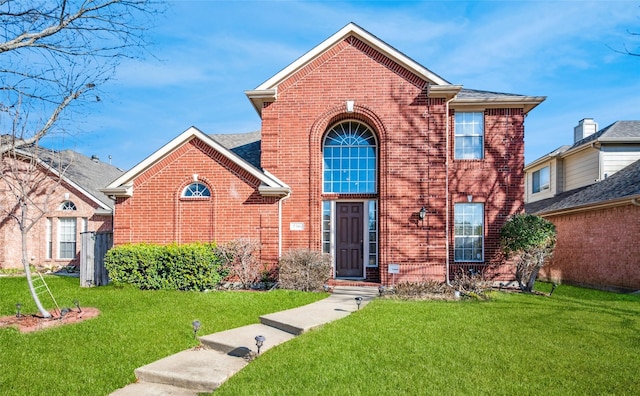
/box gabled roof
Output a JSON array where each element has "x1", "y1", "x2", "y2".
[
  {"x1": 210, "y1": 131, "x2": 261, "y2": 169},
  {"x1": 2, "y1": 137, "x2": 124, "y2": 212},
  {"x1": 246, "y1": 23, "x2": 544, "y2": 116},
  {"x1": 525, "y1": 121, "x2": 640, "y2": 169},
  {"x1": 102, "y1": 127, "x2": 289, "y2": 198},
  {"x1": 525, "y1": 159, "x2": 640, "y2": 216}
]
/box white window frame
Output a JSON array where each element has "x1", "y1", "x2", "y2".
[
  {"x1": 45, "y1": 218, "x2": 52, "y2": 260},
  {"x1": 532, "y1": 166, "x2": 550, "y2": 193},
  {"x1": 58, "y1": 217, "x2": 77, "y2": 259},
  {"x1": 454, "y1": 112, "x2": 484, "y2": 160},
  {"x1": 454, "y1": 203, "x2": 484, "y2": 262}
]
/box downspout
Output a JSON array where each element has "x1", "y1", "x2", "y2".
[
  {"x1": 277, "y1": 192, "x2": 291, "y2": 257},
  {"x1": 445, "y1": 96, "x2": 455, "y2": 286}
]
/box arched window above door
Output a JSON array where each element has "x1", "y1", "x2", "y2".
[{"x1": 322, "y1": 121, "x2": 377, "y2": 194}]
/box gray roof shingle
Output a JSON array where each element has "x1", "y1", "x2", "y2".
[{"x1": 209, "y1": 131, "x2": 261, "y2": 169}]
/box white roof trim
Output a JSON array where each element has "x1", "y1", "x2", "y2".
[
  {"x1": 104, "y1": 126, "x2": 290, "y2": 196},
  {"x1": 254, "y1": 22, "x2": 449, "y2": 92}
]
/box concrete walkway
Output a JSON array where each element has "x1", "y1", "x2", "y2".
[{"x1": 110, "y1": 286, "x2": 379, "y2": 395}]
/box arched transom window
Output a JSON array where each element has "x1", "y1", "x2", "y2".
[
  {"x1": 60, "y1": 201, "x2": 77, "y2": 211},
  {"x1": 182, "y1": 182, "x2": 211, "y2": 198},
  {"x1": 323, "y1": 121, "x2": 377, "y2": 194}
]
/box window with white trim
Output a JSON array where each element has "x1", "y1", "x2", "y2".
[
  {"x1": 58, "y1": 218, "x2": 77, "y2": 259},
  {"x1": 367, "y1": 200, "x2": 378, "y2": 267},
  {"x1": 60, "y1": 200, "x2": 77, "y2": 211},
  {"x1": 532, "y1": 166, "x2": 550, "y2": 193},
  {"x1": 455, "y1": 112, "x2": 484, "y2": 159},
  {"x1": 182, "y1": 182, "x2": 210, "y2": 198},
  {"x1": 454, "y1": 203, "x2": 484, "y2": 262},
  {"x1": 323, "y1": 121, "x2": 377, "y2": 194},
  {"x1": 46, "y1": 218, "x2": 52, "y2": 259}
]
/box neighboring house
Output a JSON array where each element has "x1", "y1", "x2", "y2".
[
  {"x1": 525, "y1": 119, "x2": 640, "y2": 204},
  {"x1": 526, "y1": 159, "x2": 640, "y2": 291},
  {"x1": 103, "y1": 23, "x2": 544, "y2": 285},
  {"x1": 0, "y1": 138, "x2": 123, "y2": 270}
]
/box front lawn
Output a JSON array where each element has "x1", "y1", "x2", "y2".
[
  {"x1": 216, "y1": 283, "x2": 640, "y2": 395},
  {"x1": 0, "y1": 276, "x2": 326, "y2": 395}
]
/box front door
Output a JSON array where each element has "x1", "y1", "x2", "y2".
[{"x1": 335, "y1": 202, "x2": 364, "y2": 278}]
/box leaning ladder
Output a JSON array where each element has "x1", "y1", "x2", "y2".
[{"x1": 32, "y1": 272, "x2": 61, "y2": 316}]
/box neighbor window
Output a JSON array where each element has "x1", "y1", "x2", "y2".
[
  {"x1": 454, "y1": 203, "x2": 484, "y2": 262},
  {"x1": 532, "y1": 166, "x2": 550, "y2": 193},
  {"x1": 182, "y1": 182, "x2": 210, "y2": 197},
  {"x1": 323, "y1": 121, "x2": 377, "y2": 194},
  {"x1": 60, "y1": 201, "x2": 76, "y2": 211},
  {"x1": 455, "y1": 112, "x2": 484, "y2": 159},
  {"x1": 58, "y1": 218, "x2": 77, "y2": 259}
]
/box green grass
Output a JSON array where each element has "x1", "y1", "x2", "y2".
[
  {"x1": 0, "y1": 276, "x2": 326, "y2": 395},
  {"x1": 216, "y1": 283, "x2": 640, "y2": 396}
]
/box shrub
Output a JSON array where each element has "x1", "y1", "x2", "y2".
[
  {"x1": 392, "y1": 280, "x2": 453, "y2": 300},
  {"x1": 451, "y1": 269, "x2": 492, "y2": 298},
  {"x1": 216, "y1": 238, "x2": 261, "y2": 289},
  {"x1": 278, "y1": 249, "x2": 331, "y2": 292},
  {"x1": 104, "y1": 242, "x2": 228, "y2": 291}
]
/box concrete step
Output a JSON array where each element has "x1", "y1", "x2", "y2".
[
  {"x1": 199, "y1": 323, "x2": 295, "y2": 355},
  {"x1": 259, "y1": 286, "x2": 379, "y2": 335},
  {"x1": 133, "y1": 349, "x2": 247, "y2": 393},
  {"x1": 110, "y1": 382, "x2": 198, "y2": 396}
]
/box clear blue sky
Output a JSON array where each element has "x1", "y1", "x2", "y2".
[{"x1": 48, "y1": 0, "x2": 640, "y2": 170}]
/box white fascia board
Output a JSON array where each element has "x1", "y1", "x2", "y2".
[
  {"x1": 255, "y1": 23, "x2": 450, "y2": 92},
  {"x1": 539, "y1": 195, "x2": 640, "y2": 217},
  {"x1": 105, "y1": 126, "x2": 289, "y2": 195},
  {"x1": 451, "y1": 96, "x2": 546, "y2": 114}
]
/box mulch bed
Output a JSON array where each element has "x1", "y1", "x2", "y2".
[{"x1": 0, "y1": 307, "x2": 100, "y2": 333}]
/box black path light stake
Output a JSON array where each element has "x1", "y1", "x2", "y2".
[
  {"x1": 355, "y1": 296, "x2": 363, "y2": 310},
  {"x1": 192, "y1": 320, "x2": 201, "y2": 340},
  {"x1": 15, "y1": 303, "x2": 22, "y2": 318},
  {"x1": 73, "y1": 299, "x2": 82, "y2": 313},
  {"x1": 378, "y1": 285, "x2": 384, "y2": 297},
  {"x1": 255, "y1": 335, "x2": 265, "y2": 355},
  {"x1": 550, "y1": 283, "x2": 558, "y2": 296}
]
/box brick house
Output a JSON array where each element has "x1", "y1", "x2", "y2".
[
  {"x1": 104, "y1": 23, "x2": 544, "y2": 285},
  {"x1": 0, "y1": 139, "x2": 123, "y2": 270},
  {"x1": 525, "y1": 120, "x2": 640, "y2": 291}
]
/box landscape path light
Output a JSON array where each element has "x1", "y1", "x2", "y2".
[
  {"x1": 355, "y1": 296, "x2": 363, "y2": 310},
  {"x1": 192, "y1": 320, "x2": 201, "y2": 340},
  {"x1": 16, "y1": 303, "x2": 22, "y2": 318},
  {"x1": 255, "y1": 335, "x2": 265, "y2": 355}
]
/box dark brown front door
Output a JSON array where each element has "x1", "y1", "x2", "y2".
[{"x1": 335, "y1": 202, "x2": 364, "y2": 278}]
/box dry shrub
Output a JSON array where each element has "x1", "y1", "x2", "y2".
[
  {"x1": 451, "y1": 269, "x2": 492, "y2": 298},
  {"x1": 391, "y1": 280, "x2": 454, "y2": 300},
  {"x1": 216, "y1": 238, "x2": 261, "y2": 289},
  {"x1": 278, "y1": 249, "x2": 331, "y2": 292}
]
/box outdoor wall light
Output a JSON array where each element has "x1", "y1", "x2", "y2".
[
  {"x1": 73, "y1": 299, "x2": 82, "y2": 313},
  {"x1": 192, "y1": 320, "x2": 201, "y2": 340},
  {"x1": 15, "y1": 303, "x2": 22, "y2": 318},
  {"x1": 418, "y1": 206, "x2": 427, "y2": 221},
  {"x1": 355, "y1": 296, "x2": 363, "y2": 310},
  {"x1": 255, "y1": 335, "x2": 266, "y2": 355}
]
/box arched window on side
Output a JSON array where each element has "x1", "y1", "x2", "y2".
[
  {"x1": 182, "y1": 182, "x2": 211, "y2": 198},
  {"x1": 60, "y1": 201, "x2": 77, "y2": 211}
]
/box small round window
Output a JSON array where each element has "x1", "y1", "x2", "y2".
[{"x1": 182, "y1": 182, "x2": 211, "y2": 198}]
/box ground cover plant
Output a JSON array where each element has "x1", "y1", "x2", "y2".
[
  {"x1": 0, "y1": 276, "x2": 326, "y2": 395},
  {"x1": 216, "y1": 283, "x2": 640, "y2": 395}
]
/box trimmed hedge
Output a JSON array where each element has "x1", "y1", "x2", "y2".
[{"x1": 104, "y1": 242, "x2": 229, "y2": 291}]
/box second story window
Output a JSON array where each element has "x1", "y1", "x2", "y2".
[
  {"x1": 532, "y1": 166, "x2": 550, "y2": 193},
  {"x1": 60, "y1": 201, "x2": 77, "y2": 211},
  {"x1": 455, "y1": 112, "x2": 484, "y2": 160},
  {"x1": 182, "y1": 182, "x2": 211, "y2": 198}
]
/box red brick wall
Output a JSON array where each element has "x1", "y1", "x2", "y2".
[
  {"x1": 113, "y1": 138, "x2": 280, "y2": 263},
  {"x1": 539, "y1": 204, "x2": 640, "y2": 291},
  {"x1": 0, "y1": 157, "x2": 113, "y2": 270},
  {"x1": 259, "y1": 37, "x2": 524, "y2": 284}
]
